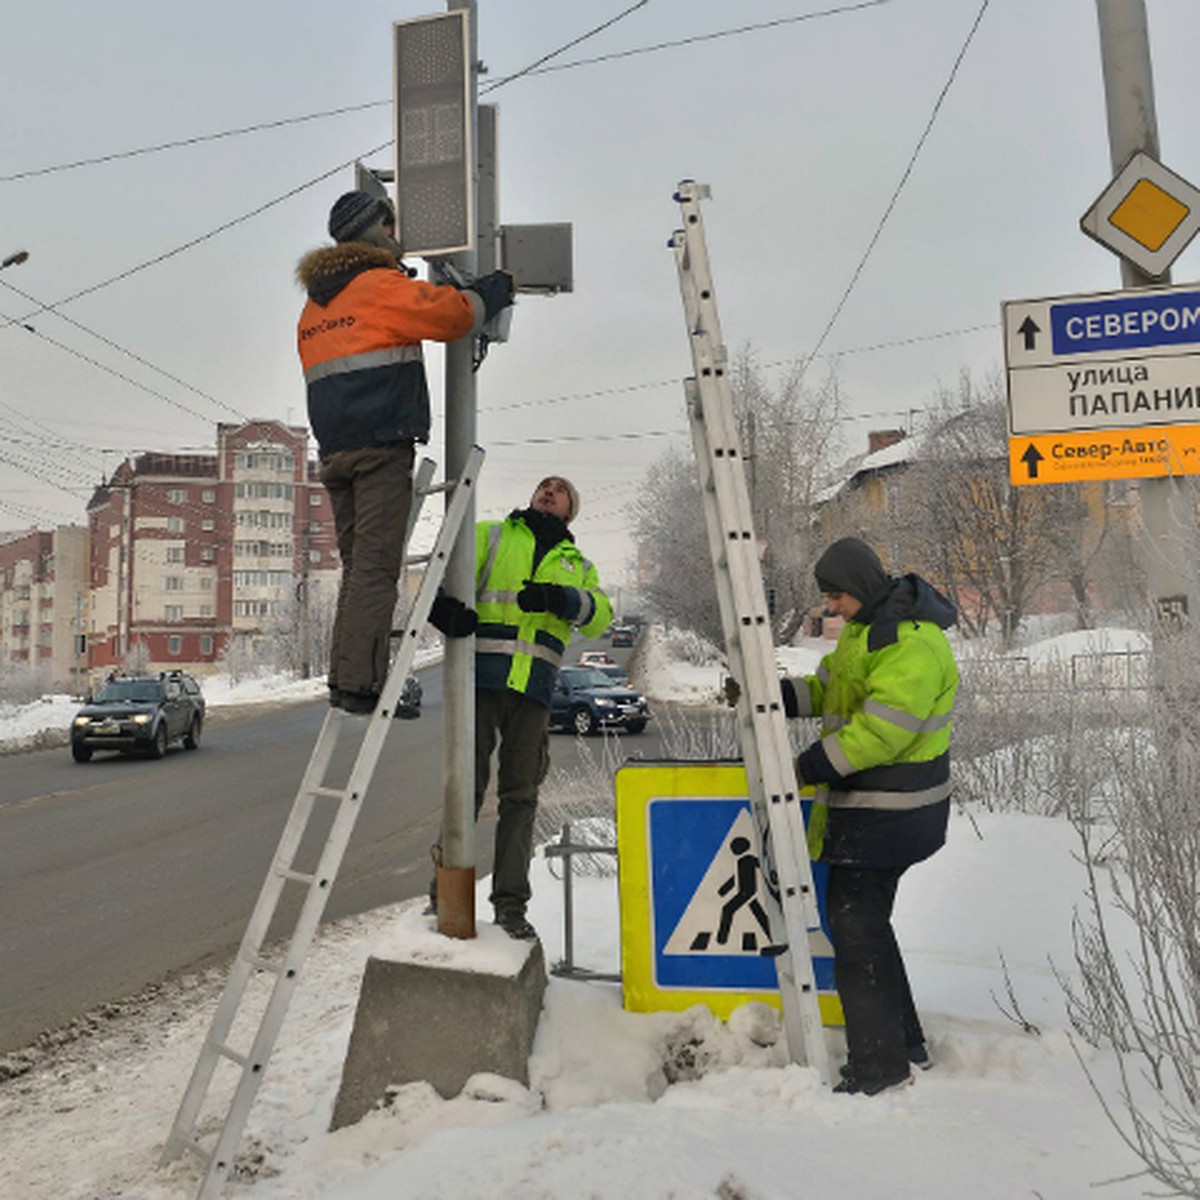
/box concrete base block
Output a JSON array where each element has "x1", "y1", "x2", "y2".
[{"x1": 330, "y1": 926, "x2": 546, "y2": 1130}]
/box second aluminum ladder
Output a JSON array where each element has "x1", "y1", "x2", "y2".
[{"x1": 670, "y1": 181, "x2": 830, "y2": 1083}]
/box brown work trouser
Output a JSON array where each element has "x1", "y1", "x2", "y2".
[{"x1": 320, "y1": 442, "x2": 414, "y2": 696}]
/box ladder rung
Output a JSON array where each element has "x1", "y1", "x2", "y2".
[
  {"x1": 179, "y1": 1138, "x2": 213, "y2": 1165},
  {"x1": 209, "y1": 1039, "x2": 249, "y2": 1068},
  {"x1": 276, "y1": 867, "x2": 316, "y2": 884},
  {"x1": 308, "y1": 785, "x2": 347, "y2": 801},
  {"x1": 417, "y1": 480, "x2": 454, "y2": 495},
  {"x1": 406, "y1": 553, "x2": 431, "y2": 565}
]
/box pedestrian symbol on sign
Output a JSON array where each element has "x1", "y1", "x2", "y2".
[{"x1": 664, "y1": 809, "x2": 786, "y2": 957}]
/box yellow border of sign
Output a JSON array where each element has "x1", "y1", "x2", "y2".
[
  {"x1": 1009, "y1": 423, "x2": 1200, "y2": 485},
  {"x1": 615, "y1": 761, "x2": 843, "y2": 1025}
]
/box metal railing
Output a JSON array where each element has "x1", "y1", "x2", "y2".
[{"x1": 544, "y1": 821, "x2": 621, "y2": 983}]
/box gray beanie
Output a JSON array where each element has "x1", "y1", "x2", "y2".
[
  {"x1": 328, "y1": 191, "x2": 387, "y2": 243},
  {"x1": 813, "y1": 537, "x2": 888, "y2": 604},
  {"x1": 531, "y1": 476, "x2": 580, "y2": 523}
]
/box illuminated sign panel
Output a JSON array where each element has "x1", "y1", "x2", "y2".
[{"x1": 393, "y1": 11, "x2": 472, "y2": 257}]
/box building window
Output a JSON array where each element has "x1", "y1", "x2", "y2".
[
  {"x1": 168, "y1": 488, "x2": 188, "y2": 505},
  {"x1": 201, "y1": 548, "x2": 214, "y2": 562},
  {"x1": 165, "y1": 604, "x2": 184, "y2": 622},
  {"x1": 202, "y1": 489, "x2": 215, "y2": 503},
  {"x1": 165, "y1": 576, "x2": 184, "y2": 591},
  {"x1": 200, "y1": 605, "x2": 213, "y2": 618},
  {"x1": 200, "y1": 635, "x2": 214, "y2": 655},
  {"x1": 202, "y1": 519, "x2": 215, "y2": 531},
  {"x1": 167, "y1": 517, "x2": 186, "y2": 534},
  {"x1": 309, "y1": 521, "x2": 322, "y2": 534},
  {"x1": 166, "y1": 546, "x2": 185, "y2": 563},
  {"x1": 309, "y1": 492, "x2": 323, "y2": 506},
  {"x1": 309, "y1": 550, "x2": 322, "y2": 564},
  {"x1": 168, "y1": 635, "x2": 182, "y2": 656},
  {"x1": 200, "y1": 575, "x2": 213, "y2": 590}
]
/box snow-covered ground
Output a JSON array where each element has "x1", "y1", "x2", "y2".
[{"x1": 0, "y1": 627, "x2": 1171, "y2": 1199}]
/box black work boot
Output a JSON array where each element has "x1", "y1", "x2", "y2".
[{"x1": 495, "y1": 911, "x2": 538, "y2": 941}]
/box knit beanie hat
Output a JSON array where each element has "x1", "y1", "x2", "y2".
[
  {"x1": 531, "y1": 476, "x2": 580, "y2": 523},
  {"x1": 813, "y1": 537, "x2": 888, "y2": 604},
  {"x1": 328, "y1": 191, "x2": 387, "y2": 243}
]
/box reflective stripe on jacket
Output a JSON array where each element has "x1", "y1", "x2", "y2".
[
  {"x1": 475, "y1": 516, "x2": 612, "y2": 708},
  {"x1": 790, "y1": 618, "x2": 958, "y2": 815},
  {"x1": 297, "y1": 244, "x2": 482, "y2": 457}
]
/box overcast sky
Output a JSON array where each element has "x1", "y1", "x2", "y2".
[{"x1": 3, "y1": 0, "x2": 1200, "y2": 583}]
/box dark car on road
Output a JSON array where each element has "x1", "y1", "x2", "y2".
[
  {"x1": 549, "y1": 665, "x2": 650, "y2": 736},
  {"x1": 610, "y1": 624, "x2": 638, "y2": 648},
  {"x1": 70, "y1": 671, "x2": 205, "y2": 762}
]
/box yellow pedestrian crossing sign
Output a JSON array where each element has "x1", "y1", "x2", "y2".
[{"x1": 615, "y1": 761, "x2": 842, "y2": 1024}]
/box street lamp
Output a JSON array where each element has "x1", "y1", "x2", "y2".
[{"x1": 1, "y1": 249, "x2": 29, "y2": 270}]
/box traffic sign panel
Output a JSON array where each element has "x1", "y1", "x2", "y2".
[
  {"x1": 1008, "y1": 423, "x2": 1200, "y2": 486},
  {"x1": 1003, "y1": 281, "x2": 1200, "y2": 437},
  {"x1": 1080, "y1": 152, "x2": 1200, "y2": 278},
  {"x1": 615, "y1": 762, "x2": 840, "y2": 1024}
]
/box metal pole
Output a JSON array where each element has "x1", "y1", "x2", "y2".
[
  {"x1": 439, "y1": 0, "x2": 479, "y2": 936},
  {"x1": 1095, "y1": 0, "x2": 1198, "y2": 622}
]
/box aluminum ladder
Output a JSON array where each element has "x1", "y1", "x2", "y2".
[
  {"x1": 160, "y1": 446, "x2": 484, "y2": 1198},
  {"x1": 670, "y1": 181, "x2": 830, "y2": 1083}
]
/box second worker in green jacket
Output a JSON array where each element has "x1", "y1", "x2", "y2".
[{"x1": 467, "y1": 475, "x2": 611, "y2": 940}]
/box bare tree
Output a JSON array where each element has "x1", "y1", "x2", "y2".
[
  {"x1": 630, "y1": 351, "x2": 844, "y2": 644},
  {"x1": 629, "y1": 444, "x2": 721, "y2": 645},
  {"x1": 1060, "y1": 631, "x2": 1200, "y2": 1196},
  {"x1": 910, "y1": 373, "x2": 1128, "y2": 646}
]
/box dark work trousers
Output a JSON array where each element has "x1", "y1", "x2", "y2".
[
  {"x1": 475, "y1": 686, "x2": 552, "y2": 918},
  {"x1": 320, "y1": 442, "x2": 414, "y2": 697},
  {"x1": 827, "y1": 864, "x2": 925, "y2": 1085}
]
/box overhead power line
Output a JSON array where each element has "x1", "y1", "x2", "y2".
[
  {"x1": 798, "y1": 0, "x2": 990, "y2": 382},
  {"x1": 0, "y1": 276, "x2": 248, "y2": 422},
  {"x1": 1, "y1": 3, "x2": 888, "y2": 183},
  {"x1": 508, "y1": 0, "x2": 890, "y2": 79}
]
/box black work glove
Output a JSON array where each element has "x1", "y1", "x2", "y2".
[
  {"x1": 468, "y1": 270, "x2": 515, "y2": 322},
  {"x1": 795, "y1": 740, "x2": 837, "y2": 788},
  {"x1": 722, "y1": 676, "x2": 741, "y2": 707},
  {"x1": 429, "y1": 593, "x2": 478, "y2": 639},
  {"x1": 517, "y1": 580, "x2": 568, "y2": 615}
]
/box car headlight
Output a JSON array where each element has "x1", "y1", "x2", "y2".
[
  {"x1": 73, "y1": 716, "x2": 90, "y2": 727},
  {"x1": 132, "y1": 713, "x2": 152, "y2": 725},
  {"x1": 595, "y1": 698, "x2": 615, "y2": 708}
]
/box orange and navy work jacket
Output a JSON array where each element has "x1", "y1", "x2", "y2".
[{"x1": 296, "y1": 243, "x2": 482, "y2": 457}]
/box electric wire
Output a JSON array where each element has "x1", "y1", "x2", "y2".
[
  {"x1": 0, "y1": 304, "x2": 231, "y2": 426},
  {"x1": 797, "y1": 0, "x2": 991, "y2": 384},
  {"x1": 510, "y1": 0, "x2": 891, "y2": 78},
  {"x1": 0, "y1": 276, "x2": 250, "y2": 423},
  {"x1": 0, "y1": 2, "x2": 887, "y2": 183}
]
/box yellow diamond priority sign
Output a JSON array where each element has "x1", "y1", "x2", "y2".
[{"x1": 1081, "y1": 152, "x2": 1200, "y2": 278}]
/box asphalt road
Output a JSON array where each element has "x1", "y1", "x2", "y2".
[{"x1": 0, "y1": 637, "x2": 661, "y2": 1054}]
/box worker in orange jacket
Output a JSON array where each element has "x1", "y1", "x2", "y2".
[{"x1": 297, "y1": 191, "x2": 511, "y2": 713}]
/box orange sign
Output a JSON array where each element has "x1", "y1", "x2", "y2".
[{"x1": 1009, "y1": 423, "x2": 1200, "y2": 486}]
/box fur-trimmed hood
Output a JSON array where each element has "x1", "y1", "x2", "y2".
[{"x1": 296, "y1": 242, "x2": 400, "y2": 307}]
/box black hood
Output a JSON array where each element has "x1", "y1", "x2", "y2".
[{"x1": 856, "y1": 573, "x2": 957, "y2": 651}]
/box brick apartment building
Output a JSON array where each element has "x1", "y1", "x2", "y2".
[
  {"x1": 0, "y1": 524, "x2": 89, "y2": 688},
  {"x1": 79, "y1": 418, "x2": 341, "y2": 682}
]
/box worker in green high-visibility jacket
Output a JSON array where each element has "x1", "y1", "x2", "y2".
[
  {"x1": 431, "y1": 476, "x2": 611, "y2": 941},
  {"x1": 784, "y1": 536, "x2": 959, "y2": 1098}
]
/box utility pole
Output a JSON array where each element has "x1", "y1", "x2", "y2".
[
  {"x1": 438, "y1": 0, "x2": 480, "y2": 936},
  {"x1": 1095, "y1": 0, "x2": 1198, "y2": 624}
]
